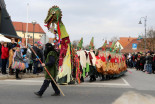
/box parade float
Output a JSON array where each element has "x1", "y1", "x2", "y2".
[{"x1": 95, "y1": 41, "x2": 127, "y2": 78}]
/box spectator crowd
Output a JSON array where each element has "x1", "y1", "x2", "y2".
[
  {"x1": 0, "y1": 38, "x2": 44, "y2": 79},
  {"x1": 125, "y1": 51, "x2": 155, "y2": 74}
]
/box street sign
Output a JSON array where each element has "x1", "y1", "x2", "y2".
[{"x1": 132, "y1": 43, "x2": 137, "y2": 49}]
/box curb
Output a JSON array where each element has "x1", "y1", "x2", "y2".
[{"x1": 0, "y1": 73, "x2": 44, "y2": 80}]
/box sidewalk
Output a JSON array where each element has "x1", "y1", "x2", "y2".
[{"x1": 0, "y1": 73, "x2": 44, "y2": 80}]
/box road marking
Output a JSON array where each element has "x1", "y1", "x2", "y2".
[
  {"x1": 3, "y1": 80, "x2": 43, "y2": 83},
  {"x1": 121, "y1": 78, "x2": 130, "y2": 86},
  {"x1": 81, "y1": 83, "x2": 129, "y2": 86},
  {"x1": 2, "y1": 78, "x2": 131, "y2": 88}
]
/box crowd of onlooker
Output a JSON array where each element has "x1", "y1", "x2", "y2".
[
  {"x1": 0, "y1": 38, "x2": 44, "y2": 79},
  {"x1": 124, "y1": 51, "x2": 155, "y2": 74}
]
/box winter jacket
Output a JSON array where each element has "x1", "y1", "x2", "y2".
[
  {"x1": 31, "y1": 46, "x2": 42, "y2": 60},
  {"x1": 8, "y1": 43, "x2": 17, "y2": 50},
  {"x1": 146, "y1": 55, "x2": 152, "y2": 64},
  {"x1": 1, "y1": 45, "x2": 9, "y2": 59},
  {"x1": 45, "y1": 51, "x2": 58, "y2": 79}
]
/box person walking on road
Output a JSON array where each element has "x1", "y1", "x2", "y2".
[{"x1": 34, "y1": 43, "x2": 60, "y2": 97}]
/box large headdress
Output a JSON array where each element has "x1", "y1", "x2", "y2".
[
  {"x1": 110, "y1": 41, "x2": 116, "y2": 52},
  {"x1": 102, "y1": 40, "x2": 107, "y2": 51},
  {"x1": 77, "y1": 37, "x2": 83, "y2": 50},
  {"x1": 89, "y1": 37, "x2": 94, "y2": 50}
]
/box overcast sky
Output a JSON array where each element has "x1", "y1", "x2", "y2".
[{"x1": 5, "y1": 0, "x2": 155, "y2": 48}]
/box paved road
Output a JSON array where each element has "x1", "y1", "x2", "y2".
[{"x1": 0, "y1": 69, "x2": 155, "y2": 104}]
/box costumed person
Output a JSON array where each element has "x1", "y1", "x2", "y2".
[
  {"x1": 12, "y1": 47, "x2": 25, "y2": 79},
  {"x1": 76, "y1": 38, "x2": 87, "y2": 82},
  {"x1": 70, "y1": 45, "x2": 81, "y2": 84},
  {"x1": 8, "y1": 47, "x2": 17, "y2": 75},
  {"x1": 44, "y1": 6, "x2": 72, "y2": 84},
  {"x1": 87, "y1": 37, "x2": 97, "y2": 82},
  {"x1": 34, "y1": 43, "x2": 60, "y2": 97}
]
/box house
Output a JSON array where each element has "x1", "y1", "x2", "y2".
[
  {"x1": 121, "y1": 39, "x2": 148, "y2": 53},
  {"x1": 13, "y1": 22, "x2": 45, "y2": 39},
  {"x1": 115, "y1": 37, "x2": 137, "y2": 50}
]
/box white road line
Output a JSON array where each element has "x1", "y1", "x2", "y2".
[
  {"x1": 81, "y1": 82, "x2": 129, "y2": 86},
  {"x1": 3, "y1": 80, "x2": 43, "y2": 83},
  {"x1": 2, "y1": 78, "x2": 131, "y2": 87},
  {"x1": 121, "y1": 78, "x2": 130, "y2": 86}
]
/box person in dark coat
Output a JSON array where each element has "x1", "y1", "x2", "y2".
[
  {"x1": 32, "y1": 42, "x2": 42, "y2": 74},
  {"x1": 146, "y1": 52, "x2": 153, "y2": 74},
  {"x1": 131, "y1": 53, "x2": 135, "y2": 68},
  {"x1": 38, "y1": 45, "x2": 43, "y2": 73},
  {"x1": 136, "y1": 54, "x2": 141, "y2": 70},
  {"x1": 140, "y1": 53, "x2": 145, "y2": 71},
  {"x1": 34, "y1": 43, "x2": 60, "y2": 97},
  {"x1": 8, "y1": 38, "x2": 17, "y2": 50}
]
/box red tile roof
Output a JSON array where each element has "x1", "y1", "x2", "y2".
[
  {"x1": 12, "y1": 22, "x2": 46, "y2": 34},
  {"x1": 121, "y1": 39, "x2": 148, "y2": 53},
  {"x1": 118, "y1": 37, "x2": 137, "y2": 48}
]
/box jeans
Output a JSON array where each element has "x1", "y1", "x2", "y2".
[
  {"x1": 146, "y1": 64, "x2": 152, "y2": 74},
  {"x1": 33, "y1": 60, "x2": 39, "y2": 74},
  {"x1": 38, "y1": 80, "x2": 60, "y2": 95},
  {"x1": 1, "y1": 59, "x2": 8, "y2": 74},
  {"x1": 132, "y1": 61, "x2": 136, "y2": 67}
]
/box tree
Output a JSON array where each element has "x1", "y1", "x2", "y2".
[{"x1": 138, "y1": 29, "x2": 155, "y2": 52}]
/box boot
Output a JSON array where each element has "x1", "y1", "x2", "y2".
[
  {"x1": 37, "y1": 80, "x2": 50, "y2": 96},
  {"x1": 34, "y1": 92, "x2": 42, "y2": 97}
]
